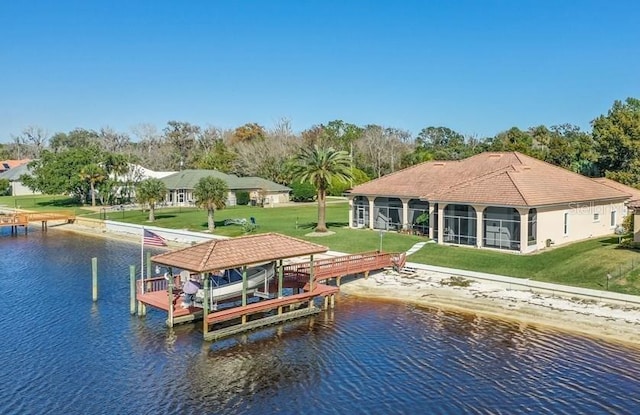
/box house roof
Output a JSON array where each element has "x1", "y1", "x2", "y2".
[
  {"x1": 592, "y1": 178, "x2": 640, "y2": 201},
  {"x1": 350, "y1": 152, "x2": 631, "y2": 207},
  {"x1": 0, "y1": 159, "x2": 30, "y2": 172},
  {"x1": 161, "y1": 169, "x2": 290, "y2": 192},
  {"x1": 150, "y1": 232, "x2": 328, "y2": 272},
  {"x1": 0, "y1": 163, "x2": 31, "y2": 181}
]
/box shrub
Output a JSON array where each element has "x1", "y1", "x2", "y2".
[
  {"x1": 290, "y1": 181, "x2": 316, "y2": 202},
  {"x1": 0, "y1": 178, "x2": 10, "y2": 196},
  {"x1": 236, "y1": 191, "x2": 250, "y2": 205},
  {"x1": 619, "y1": 238, "x2": 640, "y2": 250}
]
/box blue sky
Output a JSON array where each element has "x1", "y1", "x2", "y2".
[{"x1": 1, "y1": 0, "x2": 638, "y2": 141}]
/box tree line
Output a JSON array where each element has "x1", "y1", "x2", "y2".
[{"x1": 1, "y1": 97, "x2": 639, "y2": 204}]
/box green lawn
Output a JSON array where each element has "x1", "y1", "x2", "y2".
[
  {"x1": 409, "y1": 237, "x2": 640, "y2": 294},
  {"x1": 0, "y1": 194, "x2": 93, "y2": 215},
  {"x1": 87, "y1": 202, "x2": 424, "y2": 254},
  {"x1": 6, "y1": 194, "x2": 640, "y2": 295}
]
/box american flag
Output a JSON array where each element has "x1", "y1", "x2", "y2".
[{"x1": 143, "y1": 229, "x2": 167, "y2": 247}]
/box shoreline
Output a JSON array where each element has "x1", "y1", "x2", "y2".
[
  {"x1": 51, "y1": 222, "x2": 640, "y2": 348},
  {"x1": 340, "y1": 271, "x2": 640, "y2": 349}
]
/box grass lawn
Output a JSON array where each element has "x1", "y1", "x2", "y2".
[
  {"x1": 87, "y1": 202, "x2": 425, "y2": 254},
  {"x1": 0, "y1": 194, "x2": 94, "y2": 215},
  {"x1": 409, "y1": 237, "x2": 640, "y2": 294},
  {"x1": 9, "y1": 195, "x2": 640, "y2": 295}
]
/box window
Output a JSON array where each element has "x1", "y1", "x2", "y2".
[
  {"x1": 563, "y1": 212, "x2": 569, "y2": 235},
  {"x1": 593, "y1": 213, "x2": 600, "y2": 222},
  {"x1": 610, "y1": 210, "x2": 617, "y2": 228}
]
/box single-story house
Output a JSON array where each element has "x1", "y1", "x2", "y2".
[
  {"x1": 0, "y1": 162, "x2": 41, "y2": 196},
  {"x1": 348, "y1": 151, "x2": 639, "y2": 253},
  {"x1": 159, "y1": 169, "x2": 291, "y2": 207}
]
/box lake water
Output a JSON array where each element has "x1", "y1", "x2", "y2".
[{"x1": 1, "y1": 229, "x2": 640, "y2": 414}]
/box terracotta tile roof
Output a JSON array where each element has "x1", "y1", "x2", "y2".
[
  {"x1": 350, "y1": 152, "x2": 630, "y2": 207},
  {"x1": 592, "y1": 178, "x2": 640, "y2": 201},
  {"x1": 0, "y1": 159, "x2": 30, "y2": 172},
  {"x1": 150, "y1": 232, "x2": 328, "y2": 272}
]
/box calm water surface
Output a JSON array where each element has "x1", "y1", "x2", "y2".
[{"x1": 1, "y1": 229, "x2": 639, "y2": 414}]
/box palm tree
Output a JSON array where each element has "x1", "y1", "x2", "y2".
[
  {"x1": 193, "y1": 176, "x2": 228, "y2": 232},
  {"x1": 136, "y1": 178, "x2": 167, "y2": 222},
  {"x1": 79, "y1": 163, "x2": 106, "y2": 207},
  {"x1": 291, "y1": 145, "x2": 352, "y2": 232}
]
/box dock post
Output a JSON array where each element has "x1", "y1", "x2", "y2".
[
  {"x1": 241, "y1": 266, "x2": 248, "y2": 324},
  {"x1": 277, "y1": 260, "x2": 284, "y2": 315},
  {"x1": 167, "y1": 274, "x2": 174, "y2": 328},
  {"x1": 129, "y1": 265, "x2": 137, "y2": 315},
  {"x1": 324, "y1": 295, "x2": 329, "y2": 309},
  {"x1": 308, "y1": 255, "x2": 315, "y2": 309},
  {"x1": 203, "y1": 275, "x2": 209, "y2": 337},
  {"x1": 146, "y1": 252, "x2": 152, "y2": 278},
  {"x1": 91, "y1": 257, "x2": 98, "y2": 302}
]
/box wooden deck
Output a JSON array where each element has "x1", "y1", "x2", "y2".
[
  {"x1": 136, "y1": 275, "x2": 338, "y2": 321},
  {"x1": 0, "y1": 214, "x2": 28, "y2": 234},
  {"x1": 0, "y1": 210, "x2": 76, "y2": 233},
  {"x1": 26, "y1": 210, "x2": 76, "y2": 223},
  {"x1": 283, "y1": 251, "x2": 407, "y2": 284}
]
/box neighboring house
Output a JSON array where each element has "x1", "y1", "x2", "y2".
[
  {"x1": 0, "y1": 162, "x2": 41, "y2": 196},
  {"x1": 0, "y1": 159, "x2": 30, "y2": 173},
  {"x1": 627, "y1": 200, "x2": 640, "y2": 243},
  {"x1": 112, "y1": 164, "x2": 176, "y2": 202},
  {"x1": 348, "y1": 151, "x2": 636, "y2": 253},
  {"x1": 159, "y1": 169, "x2": 291, "y2": 207}
]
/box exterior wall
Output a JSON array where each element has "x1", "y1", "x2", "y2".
[
  {"x1": 634, "y1": 212, "x2": 640, "y2": 243},
  {"x1": 11, "y1": 181, "x2": 41, "y2": 196},
  {"x1": 535, "y1": 200, "x2": 626, "y2": 250},
  {"x1": 264, "y1": 191, "x2": 290, "y2": 205}
]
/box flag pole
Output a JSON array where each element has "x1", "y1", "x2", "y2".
[{"x1": 140, "y1": 226, "x2": 145, "y2": 294}]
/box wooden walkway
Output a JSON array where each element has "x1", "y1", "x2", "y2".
[
  {"x1": 0, "y1": 210, "x2": 76, "y2": 233},
  {"x1": 0, "y1": 213, "x2": 28, "y2": 234},
  {"x1": 283, "y1": 251, "x2": 407, "y2": 285}
]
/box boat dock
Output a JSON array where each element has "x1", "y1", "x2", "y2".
[
  {"x1": 134, "y1": 233, "x2": 403, "y2": 342},
  {"x1": 0, "y1": 210, "x2": 76, "y2": 234}
]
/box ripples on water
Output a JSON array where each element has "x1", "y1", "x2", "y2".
[{"x1": 1, "y1": 229, "x2": 639, "y2": 414}]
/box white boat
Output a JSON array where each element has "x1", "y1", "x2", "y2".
[{"x1": 192, "y1": 262, "x2": 275, "y2": 308}]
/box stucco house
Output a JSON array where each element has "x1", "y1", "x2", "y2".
[
  {"x1": 160, "y1": 169, "x2": 291, "y2": 207},
  {"x1": 348, "y1": 151, "x2": 639, "y2": 253}
]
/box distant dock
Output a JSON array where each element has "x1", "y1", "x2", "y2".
[{"x1": 0, "y1": 210, "x2": 76, "y2": 234}]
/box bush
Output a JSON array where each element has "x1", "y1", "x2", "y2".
[
  {"x1": 236, "y1": 191, "x2": 250, "y2": 205},
  {"x1": 619, "y1": 238, "x2": 640, "y2": 250},
  {"x1": 0, "y1": 178, "x2": 10, "y2": 196},
  {"x1": 290, "y1": 181, "x2": 316, "y2": 202}
]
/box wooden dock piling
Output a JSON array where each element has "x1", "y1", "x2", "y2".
[
  {"x1": 129, "y1": 265, "x2": 136, "y2": 315},
  {"x1": 92, "y1": 257, "x2": 98, "y2": 302}
]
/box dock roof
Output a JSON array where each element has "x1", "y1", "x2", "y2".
[{"x1": 150, "y1": 232, "x2": 328, "y2": 272}]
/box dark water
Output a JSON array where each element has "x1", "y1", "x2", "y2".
[{"x1": 1, "y1": 229, "x2": 640, "y2": 415}]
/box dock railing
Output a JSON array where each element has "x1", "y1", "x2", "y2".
[
  {"x1": 136, "y1": 275, "x2": 181, "y2": 295},
  {"x1": 283, "y1": 251, "x2": 407, "y2": 283}
]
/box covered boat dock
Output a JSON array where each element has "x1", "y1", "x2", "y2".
[{"x1": 136, "y1": 233, "x2": 339, "y2": 341}]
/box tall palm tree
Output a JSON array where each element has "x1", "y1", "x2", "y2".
[
  {"x1": 291, "y1": 145, "x2": 352, "y2": 232},
  {"x1": 136, "y1": 178, "x2": 167, "y2": 222},
  {"x1": 79, "y1": 163, "x2": 106, "y2": 207},
  {"x1": 193, "y1": 176, "x2": 228, "y2": 232}
]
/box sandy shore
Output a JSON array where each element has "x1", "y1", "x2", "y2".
[
  {"x1": 52, "y1": 222, "x2": 640, "y2": 347},
  {"x1": 341, "y1": 269, "x2": 640, "y2": 348}
]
